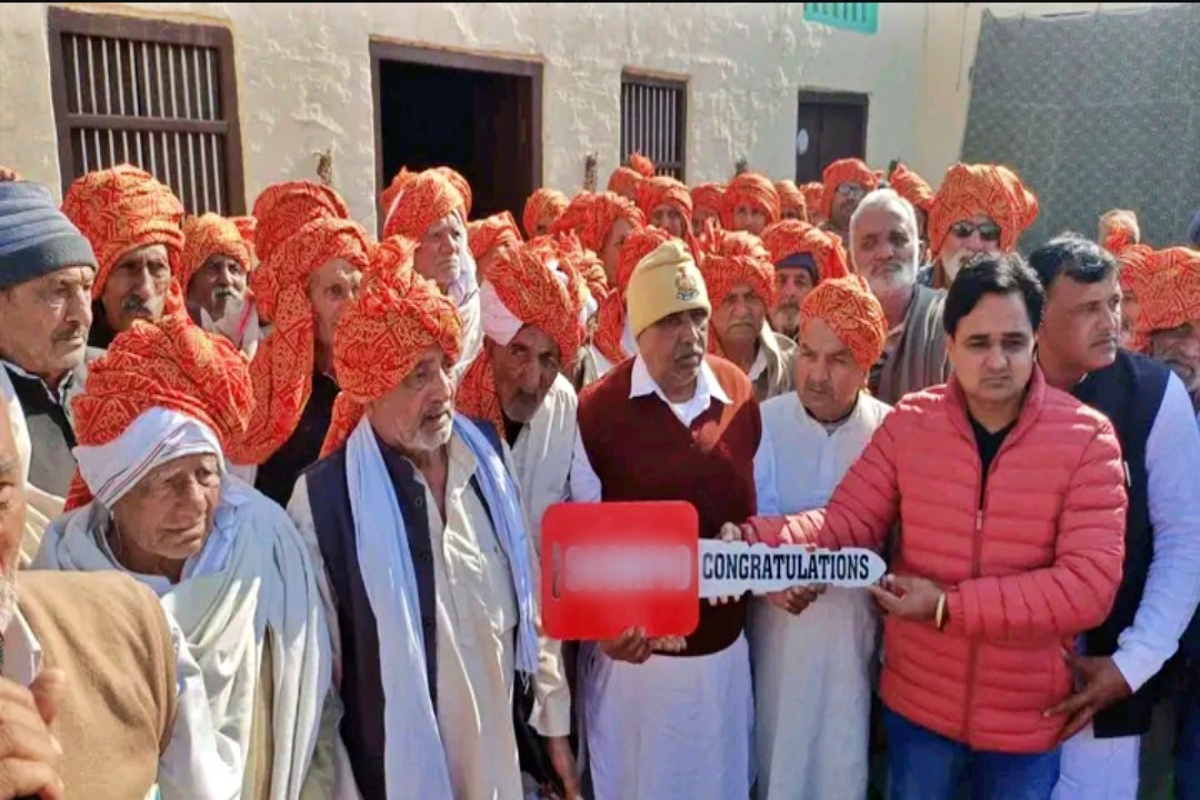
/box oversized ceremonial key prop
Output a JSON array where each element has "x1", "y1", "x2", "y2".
[{"x1": 541, "y1": 501, "x2": 886, "y2": 640}]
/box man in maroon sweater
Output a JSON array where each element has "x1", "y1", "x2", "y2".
[{"x1": 569, "y1": 238, "x2": 762, "y2": 800}]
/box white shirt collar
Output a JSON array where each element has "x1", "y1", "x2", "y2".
[
  {"x1": 3, "y1": 608, "x2": 43, "y2": 687},
  {"x1": 629, "y1": 353, "x2": 732, "y2": 406}
]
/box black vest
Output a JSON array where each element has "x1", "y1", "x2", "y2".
[
  {"x1": 303, "y1": 421, "x2": 553, "y2": 797},
  {"x1": 1072, "y1": 350, "x2": 1169, "y2": 738}
]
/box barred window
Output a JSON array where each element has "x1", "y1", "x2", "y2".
[
  {"x1": 620, "y1": 73, "x2": 687, "y2": 181},
  {"x1": 803, "y1": 3, "x2": 880, "y2": 34},
  {"x1": 48, "y1": 7, "x2": 245, "y2": 214}
]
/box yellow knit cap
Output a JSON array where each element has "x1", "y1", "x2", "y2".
[{"x1": 626, "y1": 239, "x2": 711, "y2": 339}]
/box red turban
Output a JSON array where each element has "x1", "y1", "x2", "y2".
[
  {"x1": 927, "y1": 163, "x2": 1039, "y2": 256},
  {"x1": 801, "y1": 182, "x2": 825, "y2": 219},
  {"x1": 379, "y1": 167, "x2": 415, "y2": 220},
  {"x1": 460, "y1": 243, "x2": 586, "y2": 436},
  {"x1": 592, "y1": 227, "x2": 674, "y2": 366},
  {"x1": 701, "y1": 229, "x2": 777, "y2": 310},
  {"x1": 637, "y1": 176, "x2": 694, "y2": 229},
  {"x1": 179, "y1": 213, "x2": 254, "y2": 291},
  {"x1": 721, "y1": 172, "x2": 781, "y2": 230},
  {"x1": 64, "y1": 314, "x2": 253, "y2": 510},
  {"x1": 228, "y1": 182, "x2": 372, "y2": 466},
  {"x1": 551, "y1": 231, "x2": 610, "y2": 303},
  {"x1": 523, "y1": 188, "x2": 569, "y2": 239},
  {"x1": 1101, "y1": 210, "x2": 1141, "y2": 255},
  {"x1": 801, "y1": 275, "x2": 889, "y2": 370},
  {"x1": 250, "y1": 181, "x2": 351, "y2": 323},
  {"x1": 820, "y1": 159, "x2": 878, "y2": 220},
  {"x1": 382, "y1": 170, "x2": 463, "y2": 241},
  {"x1": 1136, "y1": 247, "x2": 1200, "y2": 341},
  {"x1": 550, "y1": 191, "x2": 644, "y2": 258},
  {"x1": 691, "y1": 182, "x2": 725, "y2": 218},
  {"x1": 435, "y1": 166, "x2": 472, "y2": 218},
  {"x1": 889, "y1": 163, "x2": 935, "y2": 212},
  {"x1": 467, "y1": 211, "x2": 523, "y2": 264},
  {"x1": 61, "y1": 164, "x2": 185, "y2": 299},
  {"x1": 321, "y1": 237, "x2": 462, "y2": 456},
  {"x1": 775, "y1": 180, "x2": 808, "y2": 221},
  {"x1": 628, "y1": 153, "x2": 655, "y2": 178},
  {"x1": 760, "y1": 220, "x2": 850, "y2": 283}
]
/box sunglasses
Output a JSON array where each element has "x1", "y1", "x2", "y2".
[
  {"x1": 835, "y1": 183, "x2": 867, "y2": 198},
  {"x1": 950, "y1": 220, "x2": 1002, "y2": 242}
]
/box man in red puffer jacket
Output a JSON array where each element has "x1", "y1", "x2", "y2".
[{"x1": 730, "y1": 253, "x2": 1128, "y2": 800}]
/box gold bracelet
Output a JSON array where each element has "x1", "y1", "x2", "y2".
[{"x1": 935, "y1": 592, "x2": 947, "y2": 632}]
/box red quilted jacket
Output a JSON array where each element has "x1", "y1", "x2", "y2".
[{"x1": 753, "y1": 368, "x2": 1127, "y2": 753}]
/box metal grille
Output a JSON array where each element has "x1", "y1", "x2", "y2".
[
  {"x1": 48, "y1": 9, "x2": 244, "y2": 214},
  {"x1": 803, "y1": 3, "x2": 879, "y2": 34},
  {"x1": 620, "y1": 75, "x2": 687, "y2": 181}
]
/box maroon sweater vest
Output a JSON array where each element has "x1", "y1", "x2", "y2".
[{"x1": 577, "y1": 355, "x2": 761, "y2": 656}]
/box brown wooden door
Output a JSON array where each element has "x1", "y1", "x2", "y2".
[{"x1": 795, "y1": 91, "x2": 869, "y2": 183}]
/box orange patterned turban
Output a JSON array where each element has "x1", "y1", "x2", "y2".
[
  {"x1": 775, "y1": 180, "x2": 808, "y2": 221},
  {"x1": 1136, "y1": 247, "x2": 1200, "y2": 340},
  {"x1": 179, "y1": 213, "x2": 254, "y2": 291},
  {"x1": 592, "y1": 226, "x2": 673, "y2": 366},
  {"x1": 1101, "y1": 210, "x2": 1141, "y2": 255},
  {"x1": 801, "y1": 275, "x2": 889, "y2": 370},
  {"x1": 228, "y1": 182, "x2": 372, "y2": 466},
  {"x1": 64, "y1": 314, "x2": 253, "y2": 510},
  {"x1": 379, "y1": 167, "x2": 416, "y2": 221},
  {"x1": 320, "y1": 237, "x2": 462, "y2": 456},
  {"x1": 801, "y1": 182, "x2": 825, "y2": 218},
  {"x1": 628, "y1": 153, "x2": 655, "y2": 178},
  {"x1": 61, "y1": 164, "x2": 185, "y2": 299},
  {"x1": 637, "y1": 176, "x2": 694, "y2": 229},
  {"x1": 820, "y1": 159, "x2": 878, "y2": 221},
  {"x1": 701, "y1": 228, "x2": 777, "y2": 312},
  {"x1": 760, "y1": 219, "x2": 850, "y2": 283},
  {"x1": 721, "y1": 172, "x2": 781, "y2": 230},
  {"x1": 435, "y1": 166, "x2": 472, "y2": 218},
  {"x1": 250, "y1": 181, "x2": 351, "y2": 323},
  {"x1": 927, "y1": 163, "x2": 1039, "y2": 256},
  {"x1": 382, "y1": 169, "x2": 463, "y2": 242},
  {"x1": 460, "y1": 243, "x2": 586, "y2": 436},
  {"x1": 523, "y1": 188, "x2": 569, "y2": 239},
  {"x1": 691, "y1": 182, "x2": 725, "y2": 218},
  {"x1": 550, "y1": 231, "x2": 610, "y2": 304},
  {"x1": 551, "y1": 191, "x2": 643, "y2": 258},
  {"x1": 888, "y1": 163, "x2": 935, "y2": 212},
  {"x1": 467, "y1": 211, "x2": 523, "y2": 265}
]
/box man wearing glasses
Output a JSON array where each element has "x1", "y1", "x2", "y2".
[
  {"x1": 818, "y1": 158, "x2": 878, "y2": 242},
  {"x1": 922, "y1": 163, "x2": 1041, "y2": 290}
]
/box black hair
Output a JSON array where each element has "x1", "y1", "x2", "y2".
[
  {"x1": 1027, "y1": 233, "x2": 1118, "y2": 290},
  {"x1": 944, "y1": 252, "x2": 1046, "y2": 337}
]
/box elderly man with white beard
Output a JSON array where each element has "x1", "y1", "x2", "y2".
[
  {"x1": 289, "y1": 238, "x2": 567, "y2": 800},
  {"x1": 848, "y1": 189, "x2": 950, "y2": 404},
  {"x1": 750, "y1": 276, "x2": 891, "y2": 800},
  {"x1": 36, "y1": 316, "x2": 340, "y2": 799}
]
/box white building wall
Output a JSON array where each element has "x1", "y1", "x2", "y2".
[{"x1": 0, "y1": 2, "x2": 927, "y2": 227}]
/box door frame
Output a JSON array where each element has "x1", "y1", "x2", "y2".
[
  {"x1": 795, "y1": 90, "x2": 870, "y2": 179},
  {"x1": 369, "y1": 39, "x2": 544, "y2": 223}
]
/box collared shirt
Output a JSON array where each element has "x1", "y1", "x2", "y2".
[
  {"x1": 3, "y1": 605, "x2": 236, "y2": 799},
  {"x1": 1110, "y1": 373, "x2": 1200, "y2": 691},
  {"x1": 386, "y1": 433, "x2": 523, "y2": 800},
  {"x1": 570, "y1": 353, "x2": 731, "y2": 503}
]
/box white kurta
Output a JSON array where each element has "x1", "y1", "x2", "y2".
[
  {"x1": 509, "y1": 373, "x2": 577, "y2": 556},
  {"x1": 571, "y1": 355, "x2": 753, "y2": 800},
  {"x1": 751, "y1": 391, "x2": 890, "y2": 800}
]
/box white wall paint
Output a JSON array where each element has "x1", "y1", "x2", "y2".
[{"x1": 0, "y1": 2, "x2": 927, "y2": 226}]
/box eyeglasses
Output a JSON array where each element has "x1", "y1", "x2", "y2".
[
  {"x1": 835, "y1": 183, "x2": 867, "y2": 199},
  {"x1": 950, "y1": 220, "x2": 1002, "y2": 242}
]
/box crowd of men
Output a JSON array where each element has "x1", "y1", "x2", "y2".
[{"x1": 0, "y1": 149, "x2": 1197, "y2": 800}]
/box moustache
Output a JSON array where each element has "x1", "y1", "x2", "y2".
[
  {"x1": 121, "y1": 295, "x2": 152, "y2": 315},
  {"x1": 52, "y1": 324, "x2": 86, "y2": 344},
  {"x1": 804, "y1": 381, "x2": 833, "y2": 396}
]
